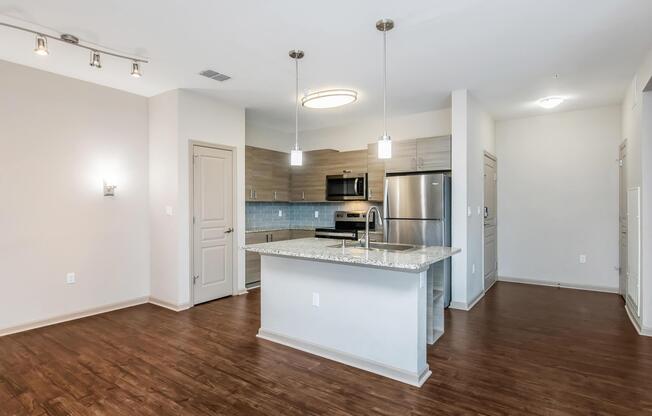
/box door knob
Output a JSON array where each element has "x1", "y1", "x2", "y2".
[{"x1": 224, "y1": 227, "x2": 234, "y2": 234}]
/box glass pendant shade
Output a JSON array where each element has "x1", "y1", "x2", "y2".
[
  {"x1": 290, "y1": 149, "x2": 303, "y2": 166},
  {"x1": 377, "y1": 135, "x2": 392, "y2": 159},
  {"x1": 34, "y1": 35, "x2": 49, "y2": 56}
]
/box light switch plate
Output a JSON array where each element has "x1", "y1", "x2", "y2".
[
  {"x1": 467, "y1": 206, "x2": 472, "y2": 217},
  {"x1": 312, "y1": 292, "x2": 320, "y2": 307},
  {"x1": 66, "y1": 272, "x2": 76, "y2": 284},
  {"x1": 165, "y1": 206, "x2": 173, "y2": 216},
  {"x1": 579, "y1": 254, "x2": 587, "y2": 264}
]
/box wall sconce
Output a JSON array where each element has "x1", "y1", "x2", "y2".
[{"x1": 103, "y1": 181, "x2": 117, "y2": 197}]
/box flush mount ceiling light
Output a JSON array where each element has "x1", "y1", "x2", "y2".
[
  {"x1": 538, "y1": 96, "x2": 564, "y2": 109},
  {"x1": 289, "y1": 49, "x2": 305, "y2": 166},
  {"x1": 376, "y1": 18, "x2": 394, "y2": 160},
  {"x1": 302, "y1": 89, "x2": 358, "y2": 109},
  {"x1": 0, "y1": 21, "x2": 148, "y2": 77}
]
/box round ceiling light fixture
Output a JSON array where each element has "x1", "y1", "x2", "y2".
[
  {"x1": 302, "y1": 89, "x2": 358, "y2": 109},
  {"x1": 537, "y1": 96, "x2": 564, "y2": 109}
]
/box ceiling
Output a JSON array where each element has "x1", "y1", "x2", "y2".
[{"x1": 1, "y1": 0, "x2": 651, "y2": 132}]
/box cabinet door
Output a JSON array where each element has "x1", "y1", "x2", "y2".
[
  {"x1": 290, "y1": 229, "x2": 315, "y2": 239},
  {"x1": 245, "y1": 231, "x2": 268, "y2": 285},
  {"x1": 417, "y1": 136, "x2": 451, "y2": 171},
  {"x1": 271, "y1": 150, "x2": 290, "y2": 201},
  {"x1": 290, "y1": 150, "x2": 336, "y2": 202},
  {"x1": 324, "y1": 149, "x2": 367, "y2": 175},
  {"x1": 367, "y1": 142, "x2": 386, "y2": 202},
  {"x1": 384, "y1": 139, "x2": 417, "y2": 173},
  {"x1": 245, "y1": 146, "x2": 257, "y2": 201},
  {"x1": 270, "y1": 229, "x2": 290, "y2": 242}
]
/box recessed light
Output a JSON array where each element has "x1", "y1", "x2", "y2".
[
  {"x1": 538, "y1": 96, "x2": 564, "y2": 109},
  {"x1": 302, "y1": 89, "x2": 358, "y2": 109}
]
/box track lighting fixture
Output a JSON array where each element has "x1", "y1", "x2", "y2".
[
  {"x1": 33, "y1": 34, "x2": 48, "y2": 56},
  {"x1": 89, "y1": 51, "x2": 102, "y2": 69},
  {"x1": 1, "y1": 21, "x2": 147, "y2": 77},
  {"x1": 130, "y1": 61, "x2": 142, "y2": 78}
]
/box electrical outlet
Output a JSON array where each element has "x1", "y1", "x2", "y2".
[
  {"x1": 467, "y1": 206, "x2": 472, "y2": 217},
  {"x1": 472, "y1": 264, "x2": 476, "y2": 274},
  {"x1": 314, "y1": 211, "x2": 319, "y2": 218},
  {"x1": 165, "y1": 206, "x2": 173, "y2": 216},
  {"x1": 278, "y1": 209, "x2": 283, "y2": 217},
  {"x1": 66, "y1": 272, "x2": 76, "y2": 284},
  {"x1": 312, "y1": 292, "x2": 320, "y2": 307},
  {"x1": 579, "y1": 254, "x2": 587, "y2": 264},
  {"x1": 477, "y1": 206, "x2": 481, "y2": 215}
]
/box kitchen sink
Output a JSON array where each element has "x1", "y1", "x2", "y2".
[{"x1": 328, "y1": 241, "x2": 417, "y2": 252}]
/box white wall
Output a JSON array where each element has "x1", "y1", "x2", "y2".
[
  {"x1": 149, "y1": 89, "x2": 246, "y2": 307},
  {"x1": 496, "y1": 106, "x2": 621, "y2": 291},
  {"x1": 0, "y1": 60, "x2": 150, "y2": 332},
  {"x1": 246, "y1": 120, "x2": 294, "y2": 152},
  {"x1": 622, "y1": 47, "x2": 652, "y2": 331},
  {"x1": 149, "y1": 90, "x2": 180, "y2": 304},
  {"x1": 177, "y1": 90, "x2": 247, "y2": 304},
  {"x1": 450, "y1": 90, "x2": 495, "y2": 309},
  {"x1": 248, "y1": 108, "x2": 452, "y2": 152},
  {"x1": 467, "y1": 94, "x2": 495, "y2": 301}
]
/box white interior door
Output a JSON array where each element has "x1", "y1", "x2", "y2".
[
  {"x1": 483, "y1": 154, "x2": 498, "y2": 290},
  {"x1": 627, "y1": 187, "x2": 640, "y2": 316},
  {"x1": 192, "y1": 145, "x2": 234, "y2": 304}
]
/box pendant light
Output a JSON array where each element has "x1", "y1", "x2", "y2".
[
  {"x1": 376, "y1": 18, "x2": 394, "y2": 159},
  {"x1": 289, "y1": 49, "x2": 304, "y2": 166}
]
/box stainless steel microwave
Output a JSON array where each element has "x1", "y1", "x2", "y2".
[{"x1": 326, "y1": 173, "x2": 367, "y2": 201}]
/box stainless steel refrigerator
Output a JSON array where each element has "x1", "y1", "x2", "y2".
[{"x1": 384, "y1": 173, "x2": 452, "y2": 307}]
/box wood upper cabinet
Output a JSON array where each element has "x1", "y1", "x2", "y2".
[
  {"x1": 416, "y1": 135, "x2": 451, "y2": 171},
  {"x1": 245, "y1": 146, "x2": 290, "y2": 201},
  {"x1": 323, "y1": 149, "x2": 367, "y2": 175},
  {"x1": 383, "y1": 136, "x2": 451, "y2": 174},
  {"x1": 290, "y1": 149, "x2": 338, "y2": 202},
  {"x1": 367, "y1": 142, "x2": 386, "y2": 202},
  {"x1": 384, "y1": 139, "x2": 418, "y2": 173}
]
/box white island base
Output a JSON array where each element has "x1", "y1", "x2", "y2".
[{"x1": 256, "y1": 255, "x2": 444, "y2": 387}]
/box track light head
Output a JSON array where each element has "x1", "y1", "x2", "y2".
[
  {"x1": 34, "y1": 34, "x2": 49, "y2": 56},
  {"x1": 130, "y1": 61, "x2": 142, "y2": 78},
  {"x1": 89, "y1": 51, "x2": 102, "y2": 69}
]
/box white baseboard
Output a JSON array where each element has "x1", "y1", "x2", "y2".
[
  {"x1": 0, "y1": 296, "x2": 149, "y2": 337},
  {"x1": 624, "y1": 303, "x2": 652, "y2": 337},
  {"x1": 257, "y1": 328, "x2": 431, "y2": 387},
  {"x1": 449, "y1": 291, "x2": 484, "y2": 311},
  {"x1": 498, "y1": 276, "x2": 619, "y2": 294},
  {"x1": 148, "y1": 297, "x2": 191, "y2": 312}
]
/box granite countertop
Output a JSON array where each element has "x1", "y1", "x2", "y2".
[
  {"x1": 246, "y1": 227, "x2": 315, "y2": 234},
  {"x1": 242, "y1": 238, "x2": 460, "y2": 272}
]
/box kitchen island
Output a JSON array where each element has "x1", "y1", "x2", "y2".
[{"x1": 243, "y1": 238, "x2": 460, "y2": 387}]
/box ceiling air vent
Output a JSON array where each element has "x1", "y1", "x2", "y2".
[{"x1": 199, "y1": 69, "x2": 231, "y2": 82}]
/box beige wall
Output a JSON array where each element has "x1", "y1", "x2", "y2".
[
  {"x1": 0, "y1": 60, "x2": 150, "y2": 332},
  {"x1": 496, "y1": 106, "x2": 621, "y2": 291}
]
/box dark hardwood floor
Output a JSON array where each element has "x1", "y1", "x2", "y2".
[{"x1": 1, "y1": 282, "x2": 651, "y2": 415}]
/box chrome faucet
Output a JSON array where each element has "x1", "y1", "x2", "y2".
[{"x1": 364, "y1": 206, "x2": 383, "y2": 249}]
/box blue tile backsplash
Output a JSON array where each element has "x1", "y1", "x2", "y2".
[{"x1": 246, "y1": 201, "x2": 382, "y2": 230}]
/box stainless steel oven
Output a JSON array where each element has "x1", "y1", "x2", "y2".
[{"x1": 326, "y1": 173, "x2": 367, "y2": 201}]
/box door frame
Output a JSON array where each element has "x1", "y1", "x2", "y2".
[
  {"x1": 482, "y1": 151, "x2": 498, "y2": 292},
  {"x1": 188, "y1": 140, "x2": 238, "y2": 307},
  {"x1": 619, "y1": 139, "x2": 627, "y2": 298}
]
